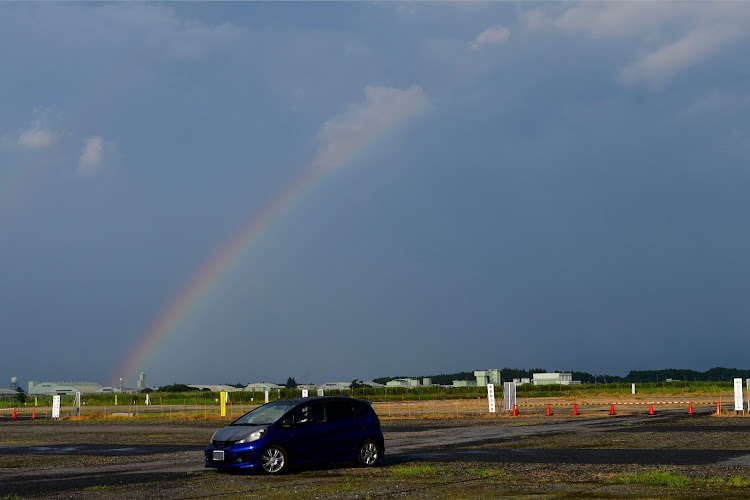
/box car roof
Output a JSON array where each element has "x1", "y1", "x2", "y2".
[{"x1": 273, "y1": 396, "x2": 365, "y2": 406}]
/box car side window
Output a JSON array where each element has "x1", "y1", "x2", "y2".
[
  {"x1": 327, "y1": 401, "x2": 354, "y2": 422},
  {"x1": 280, "y1": 413, "x2": 293, "y2": 428},
  {"x1": 311, "y1": 404, "x2": 327, "y2": 424},
  {"x1": 293, "y1": 405, "x2": 313, "y2": 425},
  {"x1": 289, "y1": 404, "x2": 326, "y2": 426}
]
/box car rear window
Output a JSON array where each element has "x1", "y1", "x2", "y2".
[
  {"x1": 326, "y1": 401, "x2": 354, "y2": 422},
  {"x1": 352, "y1": 400, "x2": 369, "y2": 418}
]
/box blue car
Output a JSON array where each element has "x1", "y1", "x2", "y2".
[{"x1": 204, "y1": 397, "x2": 384, "y2": 474}]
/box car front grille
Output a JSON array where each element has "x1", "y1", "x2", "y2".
[{"x1": 212, "y1": 440, "x2": 237, "y2": 449}]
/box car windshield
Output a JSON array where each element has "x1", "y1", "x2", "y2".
[{"x1": 232, "y1": 401, "x2": 298, "y2": 425}]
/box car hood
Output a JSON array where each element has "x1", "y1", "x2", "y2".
[{"x1": 213, "y1": 424, "x2": 267, "y2": 442}]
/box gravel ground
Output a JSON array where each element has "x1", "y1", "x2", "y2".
[{"x1": 3, "y1": 409, "x2": 750, "y2": 499}]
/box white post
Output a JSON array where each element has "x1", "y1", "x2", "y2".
[
  {"x1": 487, "y1": 383, "x2": 496, "y2": 413},
  {"x1": 302, "y1": 389, "x2": 308, "y2": 398},
  {"x1": 734, "y1": 378, "x2": 743, "y2": 413},
  {"x1": 52, "y1": 395, "x2": 61, "y2": 419},
  {"x1": 503, "y1": 382, "x2": 516, "y2": 412},
  {"x1": 264, "y1": 391, "x2": 269, "y2": 404},
  {"x1": 631, "y1": 383, "x2": 636, "y2": 395}
]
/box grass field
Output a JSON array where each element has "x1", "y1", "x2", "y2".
[{"x1": 2, "y1": 380, "x2": 741, "y2": 411}]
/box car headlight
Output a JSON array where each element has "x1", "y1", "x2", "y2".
[{"x1": 237, "y1": 428, "x2": 266, "y2": 444}]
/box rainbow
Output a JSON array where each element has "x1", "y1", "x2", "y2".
[{"x1": 113, "y1": 89, "x2": 430, "y2": 385}]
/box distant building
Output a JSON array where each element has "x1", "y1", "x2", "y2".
[
  {"x1": 474, "y1": 369, "x2": 501, "y2": 387},
  {"x1": 28, "y1": 381, "x2": 105, "y2": 395},
  {"x1": 532, "y1": 373, "x2": 579, "y2": 385},
  {"x1": 452, "y1": 380, "x2": 478, "y2": 387},
  {"x1": 513, "y1": 378, "x2": 531, "y2": 385},
  {"x1": 385, "y1": 378, "x2": 420, "y2": 388},
  {"x1": 319, "y1": 382, "x2": 352, "y2": 391},
  {"x1": 244, "y1": 382, "x2": 282, "y2": 392},
  {"x1": 189, "y1": 385, "x2": 244, "y2": 392},
  {"x1": 0, "y1": 389, "x2": 17, "y2": 400}
]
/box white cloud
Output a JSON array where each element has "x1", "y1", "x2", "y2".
[
  {"x1": 313, "y1": 85, "x2": 428, "y2": 170},
  {"x1": 554, "y1": 2, "x2": 675, "y2": 40},
  {"x1": 522, "y1": 8, "x2": 549, "y2": 32},
  {"x1": 12, "y1": 108, "x2": 60, "y2": 149},
  {"x1": 469, "y1": 24, "x2": 511, "y2": 50},
  {"x1": 619, "y1": 26, "x2": 744, "y2": 89},
  {"x1": 685, "y1": 91, "x2": 737, "y2": 115},
  {"x1": 17, "y1": 123, "x2": 55, "y2": 148},
  {"x1": 78, "y1": 136, "x2": 104, "y2": 175},
  {"x1": 102, "y1": 5, "x2": 245, "y2": 61},
  {"x1": 540, "y1": 2, "x2": 750, "y2": 88}
]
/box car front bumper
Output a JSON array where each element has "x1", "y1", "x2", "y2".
[{"x1": 204, "y1": 443, "x2": 259, "y2": 469}]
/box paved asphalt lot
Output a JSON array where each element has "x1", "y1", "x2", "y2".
[{"x1": 3, "y1": 407, "x2": 750, "y2": 498}]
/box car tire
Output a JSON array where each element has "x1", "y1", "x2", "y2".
[
  {"x1": 261, "y1": 445, "x2": 288, "y2": 474},
  {"x1": 357, "y1": 439, "x2": 380, "y2": 467}
]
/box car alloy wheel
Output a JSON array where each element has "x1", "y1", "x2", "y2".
[
  {"x1": 358, "y1": 439, "x2": 380, "y2": 467},
  {"x1": 261, "y1": 445, "x2": 287, "y2": 474}
]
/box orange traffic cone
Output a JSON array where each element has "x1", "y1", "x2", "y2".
[
  {"x1": 649, "y1": 403, "x2": 655, "y2": 415},
  {"x1": 12, "y1": 408, "x2": 17, "y2": 420},
  {"x1": 716, "y1": 401, "x2": 722, "y2": 415},
  {"x1": 32, "y1": 408, "x2": 37, "y2": 420},
  {"x1": 573, "y1": 403, "x2": 579, "y2": 416},
  {"x1": 512, "y1": 404, "x2": 518, "y2": 416},
  {"x1": 546, "y1": 404, "x2": 552, "y2": 416},
  {"x1": 688, "y1": 402, "x2": 694, "y2": 415},
  {"x1": 610, "y1": 403, "x2": 616, "y2": 416}
]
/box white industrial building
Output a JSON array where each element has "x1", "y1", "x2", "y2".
[
  {"x1": 385, "y1": 378, "x2": 421, "y2": 388},
  {"x1": 474, "y1": 369, "x2": 501, "y2": 387},
  {"x1": 532, "y1": 373, "x2": 579, "y2": 385},
  {"x1": 0, "y1": 388, "x2": 17, "y2": 400},
  {"x1": 244, "y1": 382, "x2": 283, "y2": 392},
  {"x1": 28, "y1": 381, "x2": 106, "y2": 395},
  {"x1": 189, "y1": 385, "x2": 244, "y2": 392},
  {"x1": 452, "y1": 380, "x2": 478, "y2": 387},
  {"x1": 319, "y1": 382, "x2": 352, "y2": 391}
]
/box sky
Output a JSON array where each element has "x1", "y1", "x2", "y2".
[{"x1": 2, "y1": 2, "x2": 750, "y2": 389}]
